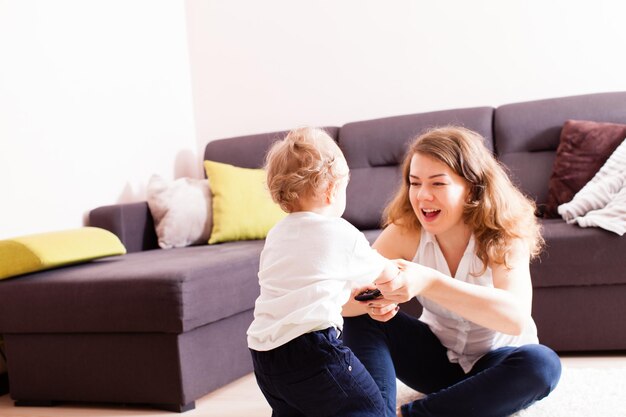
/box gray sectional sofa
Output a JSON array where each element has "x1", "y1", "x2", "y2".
[{"x1": 0, "y1": 91, "x2": 625, "y2": 412}]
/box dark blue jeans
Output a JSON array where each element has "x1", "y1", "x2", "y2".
[
  {"x1": 343, "y1": 312, "x2": 562, "y2": 417},
  {"x1": 250, "y1": 328, "x2": 385, "y2": 417}
]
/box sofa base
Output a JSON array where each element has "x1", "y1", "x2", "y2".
[
  {"x1": 14, "y1": 400, "x2": 55, "y2": 407},
  {"x1": 399, "y1": 285, "x2": 626, "y2": 353},
  {"x1": 3, "y1": 309, "x2": 254, "y2": 413},
  {"x1": 533, "y1": 285, "x2": 626, "y2": 352},
  {"x1": 13, "y1": 399, "x2": 196, "y2": 413},
  {"x1": 155, "y1": 401, "x2": 196, "y2": 413},
  {"x1": 0, "y1": 373, "x2": 8, "y2": 396}
]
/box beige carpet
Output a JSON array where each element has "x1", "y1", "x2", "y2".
[{"x1": 397, "y1": 366, "x2": 626, "y2": 417}]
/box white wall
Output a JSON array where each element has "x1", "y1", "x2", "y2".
[
  {"x1": 187, "y1": 0, "x2": 626, "y2": 143},
  {"x1": 2, "y1": 0, "x2": 626, "y2": 238},
  {"x1": 0, "y1": 0, "x2": 197, "y2": 238}
]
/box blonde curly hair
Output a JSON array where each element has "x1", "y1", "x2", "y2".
[
  {"x1": 264, "y1": 127, "x2": 348, "y2": 213},
  {"x1": 384, "y1": 126, "x2": 543, "y2": 271}
]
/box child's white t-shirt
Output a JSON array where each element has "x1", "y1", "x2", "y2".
[{"x1": 247, "y1": 211, "x2": 387, "y2": 351}]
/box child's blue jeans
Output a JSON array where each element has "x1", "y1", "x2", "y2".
[
  {"x1": 343, "y1": 312, "x2": 562, "y2": 417},
  {"x1": 250, "y1": 327, "x2": 385, "y2": 417}
]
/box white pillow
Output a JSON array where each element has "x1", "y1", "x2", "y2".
[{"x1": 147, "y1": 175, "x2": 212, "y2": 249}]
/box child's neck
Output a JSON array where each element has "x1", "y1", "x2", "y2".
[
  {"x1": 292, "y1": 206, "x2": 335, "y2": 217},
  {"x1": 293, "y1": 199, "x2": 337, "y2": 217}
]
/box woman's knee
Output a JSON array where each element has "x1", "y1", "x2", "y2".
[
  {"x1": 343, "y1": 314, "x2": 384, "y2": 345},
  {"x1": 517, "y1": 344, "x2": 562, "y2": 395}
]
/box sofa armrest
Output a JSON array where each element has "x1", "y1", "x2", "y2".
[{"x1": 88, "y1": 202, "x2": 159, "y2": 253}]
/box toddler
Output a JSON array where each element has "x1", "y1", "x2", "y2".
[{"x1": 247, "y1": 127, "x2": 398, "y2": 416}]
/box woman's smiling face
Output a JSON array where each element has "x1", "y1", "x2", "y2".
[{"x1": 408, "y1": 152, "x2": 471, "y2": 236}]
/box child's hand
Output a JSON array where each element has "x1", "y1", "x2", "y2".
[
  {"x1": 343, "y1": 285, "x2": 399, "y2": 322},
  {"x1": 342, "y1": 285, "x2": 375, "y2": 317},
  {"x1": 375, "y1": 260, "x2": 401, "y2": 286},
  {"x1": 375, "y1": 259, "x2": 434, "y2": 303}
]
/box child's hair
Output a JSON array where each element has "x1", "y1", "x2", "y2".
[
  {"x1": 265, "y1": 127, "x2": 347, "y2": 212},
  {"x1": 384, "y1": 126, "x2": 543, "y2": 271}
]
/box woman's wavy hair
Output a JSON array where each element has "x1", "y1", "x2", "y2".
[
  {"x1": 264, "y1": 127, "x2": 347, "y2": 213},
  {"x1": 384, "y1": 126, "x2": 543, "y2": 271}
]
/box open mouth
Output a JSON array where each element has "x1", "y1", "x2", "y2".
[{"x1": 421, "y1": 208, "x2": 441, "y2": 220}]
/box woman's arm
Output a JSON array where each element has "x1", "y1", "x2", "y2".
[{"x1": 377, "y1": 239, "x2": 534, "y2": 335}]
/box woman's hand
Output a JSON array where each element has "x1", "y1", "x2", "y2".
[
  {"x1": 375, "y1": 259, "x2": 436, "y2": 303},
  {"x1": 342, "y1": 285, "x2": 399, "y2": 322},
  {"x1": 364, "y1": 297, "x2": 399, "y2": 322}
]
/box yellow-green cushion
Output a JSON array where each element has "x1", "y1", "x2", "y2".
[
  {"x1": 0, "y1": 227, "x2": 126, "y2": 280},
  {"x1": 204, "y1": 160, "x2": 287, "y2": 244}
]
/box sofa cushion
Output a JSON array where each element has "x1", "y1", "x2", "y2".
[
  {"x1": 530, "y1": 219, "x2": 626, "y2": 288},
  {"x1": 339, "y1": 107, "x2": 494, "y2": 230},
  {"x1": 544, "y1": 119, "x2": 626, "y2": 218},
  {"x1": 146, "y1": 175, "x2": 213, "y2": 249},
  {"x1": 204, "y1": 161, "x2": 286, "y2": 244},
  {"x1": 0, "y1": 241, "x2": 264, "y2": 334},
  {"x1": 494, "y1": 92, "x2": 626, "y2": 207},
  {"x1": 0, "y1": 227, "x2": 126, "y2": 280}
]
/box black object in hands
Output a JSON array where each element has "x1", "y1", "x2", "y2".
[{"x1": 354, "y1": 288, "x2": 382, "y2": 301}]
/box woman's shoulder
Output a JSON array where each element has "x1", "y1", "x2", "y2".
[
  {"x1": 373, "y1": 223, "x2": 421, "y2": 260},
  {"x1": 483, "y1": 236, "x2": 532, "y2": 276}
]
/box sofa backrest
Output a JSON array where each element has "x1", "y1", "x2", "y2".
[
  {"x1": 204, "y1": 108, "x2": 495, "y2": 232},
  {"x1": 494, "y1": 91, "x2": 626, "y2": 206},
  {"x1": 339, "y1": 107, "x2": 494, "y2": 230},
  {"x1": 204, "y1": 127, "x2": 340, "y2": 169}
]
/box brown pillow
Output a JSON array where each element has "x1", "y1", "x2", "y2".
[{"x1": 545, "y1": 119, "x2": 626, "y2": 218}]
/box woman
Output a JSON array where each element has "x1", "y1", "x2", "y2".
[{"x1": 342, "y1": 126, "x2": 561, "y2": 417}]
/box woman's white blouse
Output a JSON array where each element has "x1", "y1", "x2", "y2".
[{"x1": 414, "y1": 230, "x2": 538, "y2": 373}]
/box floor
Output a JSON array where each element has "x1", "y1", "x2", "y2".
[{"x1": 0, "y1": 354, "x2": 624, "y2": 417}]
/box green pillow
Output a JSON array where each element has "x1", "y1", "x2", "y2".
[
  {"x1": 0, "y1": 227, "x2": 126, "y2": 280},
  {"x1": 204, "y1": 160, "x2": 287, "y2": 244}
]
